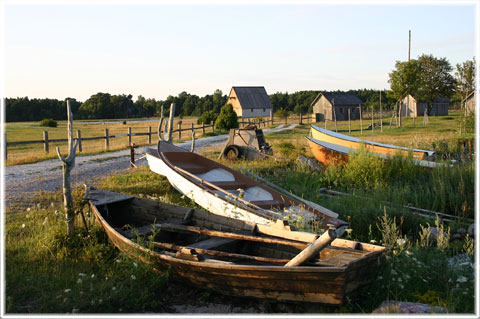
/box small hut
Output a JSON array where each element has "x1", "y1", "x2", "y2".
[
  {"x1": 227, "y1": 86, "x2": 273, "y2": 118},
  {"x1": 311, "y1": 92, "x2": 364, "y2": 121},
  {"x1": 400, "y1": 94, "x2": 449, "y2": 117}
]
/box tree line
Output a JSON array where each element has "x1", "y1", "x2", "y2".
[{"x1": 5, "y1": 56, "x2": 474, "y2": 122}]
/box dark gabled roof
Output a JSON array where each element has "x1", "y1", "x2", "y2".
[
  {"x1": 311, "y1": 92, "x2": 364, "y2": 106},
  {"x1": 230, "y1": 86, "x2": 273, "y2": 109},
  {"x1": 408, "y1": 94, "x2": 450, "y2": 103}
]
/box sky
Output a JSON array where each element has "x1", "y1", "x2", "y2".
[{"x1": 2, "y1": 1, "x2": 478, "y2": 102}]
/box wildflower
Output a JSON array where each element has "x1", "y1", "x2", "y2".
[
  {"x1": 131, "y1": 275, "x2": 136, "y2": 280},
  {"x1": 345, "y1": 228, "x2": 353, "y2": 235},
  {"x1": 116, "y1": 259, "x2": 121, "y2": 263},
  {"x1": 26, "y1": 214, "x2": 29, "y2": 219},
  {"x1": 399, "y1": 283, "x2": 404, "y2": 289},
  {"x1": 54, "y1": 210, "x2": 58, "y2": 216},
  {"x1": 133, "y1": 262, "x2": 138, "y2": 268},
  {"x1": 63, "y1": 298, "x2": 68, "y2": 303},
  {"x1": 78, "y1": 273, "x2": 86, "y2": 277},
  {"x1": 72, "y1": 308, "x2": 79, "y2": 313},
  {"x1": 91, "y1": 274, "x2": 95, "y2": 278},
  {"x1": 396, "y1": 238, "x2": 406, "y2": 246},
  {"x1": 21, "y1": 224, "x2": 25, "y2": 228},
  {"x1": 391, "y1": 269, "x2": 398, "y2": 276},
  {"x1": 27, "y1": 208, "x2": 31, "y2": 212},
  {"x1": 64, "y1": 289, "x2": 71, "y2": 293},
  {"x1": 50, "y1": 202, "x2": 54, "y2": 207},
  {"x1": 98, "y1": 299, "x2": 103, "y2": 304},
  {"x1": 370, "y1": 239, "x2": 377, "y2": 244},
  {"x1": 76, "y1": 278, "x2": 82, "y2": 284},
  {"x1": 56, "y1": 295, "x2": 61, "y2": 299},
  {"x1": 105, "y1": 276, "x2": 108, "y2": 280},
  {"x1": 42, "y1": 217, "x2": 48, "y2": 226},
  {"x1": 378, "y1": 276, "x2": 383, "y2": 280},
  {"x1": 422, "y1": 279, "x2": 428, "y2": 283},
  {"x1": 112, "y1": 287, "x2": 116, "y2": 291},
  {"x1": 457, "y1": 276, "x2": 468, "y2": 283},
  {"x1": 405, "y1": 250, "x2": 412, "y2": 256},
  {"x1": 397, "y1": 277, "x2": 402, "y2": 283}
]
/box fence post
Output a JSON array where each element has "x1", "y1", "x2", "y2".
[
  {"x1": 128, "y1": 127, "x2": 132, "y2": 145},
  {"x1": 359, "y1": 104, "x2": 363, "y2": 135},
  {"x1": 105, "y1": 128, "x2": 110, "y2": 150},
  {"x1": 191, "y1": 123, "x2": 194, "y2": 138},
  {"x1": 43, "y1": 131, "x2": 49, "y2": 153},
  {"x1": 348, "y1": 109, "x2": 351, "y2": 133},
  {"x1": 299, "y1": 113, "x2": 303, "y2": 125},
  {"x1": 178, "y1": 122, "x2": 182, "y2": 139},
  {"x1": 202, "y1": 122, "x2": 205, "y2": 135},
  {"x1": 4, "y1": 132, "x2": 7, "y2": 160},
  {"x1": 77, "y1": 130, "x2": 82, "y2": 152},
  {"x1": 148, "y1": 126, "x2": 152, "y2": 144},
  {"x1": 333, "y1": 108, "x2": 338, "y2": 132},
  {"x1": 371, "y1": 106, "x2": 374, "y2": 134}
]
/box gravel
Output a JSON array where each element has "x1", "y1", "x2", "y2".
[{"x1": 4, "y1": 124, "x2": 297, "y2": 207}]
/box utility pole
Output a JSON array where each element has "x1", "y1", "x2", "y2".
[{"x1": 408, "y1": 30, "x2": 411, "y2": 61}]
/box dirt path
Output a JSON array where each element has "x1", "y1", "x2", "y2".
[{"x1": 4, "y1": 124, "x2": 297, "y2": 207}]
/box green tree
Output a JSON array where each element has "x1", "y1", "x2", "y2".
[
  {"x1": 388, "y1": 54, "x2": 455, "y2": 114},
  {"x1": 455, "y1": 57, "x2": 476, "y2": 102},
  {"x1": 197, "y1": 110, "x2": 217, "y2": 124},
  {"x1": 215, "y1": 104, "x2": 238, "y2": 130}
]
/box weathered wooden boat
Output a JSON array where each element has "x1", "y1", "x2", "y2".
[
  {"x1": 86, "y1": 186, "x2": 385, "y2": 304},
  {"x1": 145, "y1": 141, "x2": 348, "y2": 233},
  {"x1": 306, "y1": 136, "x2": 445, "y2": 168},
  {"x1": 310, "y1": 125, "x2": 435, "y2": 161}
]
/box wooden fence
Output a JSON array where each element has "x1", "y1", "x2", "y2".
[
  {"x1": 4, "y1": 114, "x2": 314, "y2": 159},
  {"x1": 5, "y1": 123, "x2": 214, "y2": 159}
]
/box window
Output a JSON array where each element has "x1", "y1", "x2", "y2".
[
  {"x1": 263, "y1": 108, "x2": 266, "y2": 112},
  {"x1": 251, "y1": 108, "x2": 254, "y2": 112},
  {"x1": 339, "y1": 107, "x2": 343, "y2": 114}
]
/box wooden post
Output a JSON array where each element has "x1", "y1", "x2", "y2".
[
  {"x1": 178, "y1": 122, "x2": 182, "y2": 139},
  {"x1": 371, "y1": 105, "x2": 374, "y2": 134},
  {"x1": 398, "y1": 100, "x2": 402, "y2": 127},
  {"x1": 348, "y1": 108, "x2": 351, "y2": 133},
  {"x1": 43, "y1": 131, "x2": 49, "y2": 153},
  {"x1": 148, "y1": 126, "x2": 152, "y2": 144},
  {"x1": 285, "y1": 229, "x2": 336, "y2": 267},
  {"x1": 333, "y1": 99, "x2": 338, "y2": 132},
  {"x1": 76, "y1": 130, "x2": 82, "y2": 152},
  {"x1": 299, "y1": 113, "x2": 303, "y2": 125},
  {"x1": 56, "y1": 99, "x2": 79, "y2": 237},
  {"x1": 4, "y1": 132, "x2": 7, "y2": 160},
  {"x1": 105, "y1": 128, "x2": 110, "y2": 150},
  {"x1": 359, "y1": 104, "x2": 363, "y2": 135},
  {"x1": 128, "y1": 127, "x2": 132, "y2": 145},
  {"x1": 191, "y1": 123, "x2": 194, "y2": 138},
  {"x1": 202, "y1": 122, "x2": 205, "y2": 135},
  {"x1": 380, "y1": 91, "x2": 383, "y2": 132}
]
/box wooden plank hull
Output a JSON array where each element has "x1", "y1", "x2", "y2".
[
  {"x1": 87, "y1": 188, "x2": 385, "y2": 304},
  {"x1": 145, "y1": 142, "x2": 348, "y2": 232},
  {"x1": 310, "y1": 125, "x2": 434, "y2": 160}
]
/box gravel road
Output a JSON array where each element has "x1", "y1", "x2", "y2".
[{"x1": 4, "y1": 124, "x2": 297, "y2": 207}]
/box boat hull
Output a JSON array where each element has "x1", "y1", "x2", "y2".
[
  {"x1": 88, "y1": 189, "x2": 385, "y2": 304},
  {"x1": 306, "y1": 137, "x2": 348, "y2": 166},
  {"x1": 310, "y1": 125, "x2": 433, "y2": 160}
]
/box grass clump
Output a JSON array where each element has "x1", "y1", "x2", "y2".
[{"x1": 39, "y1": 118, "x2": 57, "y2": 127}]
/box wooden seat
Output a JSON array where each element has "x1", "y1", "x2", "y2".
[
  {"x1": 251, "y1": 200, "x2": 285, "y2": 209},
  {"x1": 210, "y1": 181, "x2": 247, "y2": 190},
  {"x1": 188, "y1": 237, "x2": 238, "y2": 250}
]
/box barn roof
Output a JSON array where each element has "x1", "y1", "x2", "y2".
[
  {"x1": 311, "y1": 92, "x2": 364, "y2": 106},
  {"x1": 230, "y1": 86, "x2": 273, "y2": 109}
]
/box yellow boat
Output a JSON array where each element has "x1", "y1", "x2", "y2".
[{"x1": 310, "y1": 125, "x2": 435, "y2": 160}]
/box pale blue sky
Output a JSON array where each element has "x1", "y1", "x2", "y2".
[{"x1": 3, "y1": 2, "x2": 477, "y2": 101}]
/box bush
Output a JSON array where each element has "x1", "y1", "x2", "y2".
[
  {"x1": 39, "y1": 118, "x2": 57, "y2": 127},
  {"x1": 197, "y1": 110, "x2": 217, "y2": 125},
  {"x1": 214, "y1": 104, "x2": 238, "y2": 130}
]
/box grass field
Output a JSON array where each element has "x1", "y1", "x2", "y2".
[{"x1": 4, "y1": 110, "x2": 476, "y2": 314}]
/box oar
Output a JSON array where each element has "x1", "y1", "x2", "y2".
[{"x1": 285, "y1": 229, "x2": 337, "y2": 267}]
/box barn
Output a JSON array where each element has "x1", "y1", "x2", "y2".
[
  {"x1": 463, "y1": 91, "x2": 475, "y2": 114},
  {"x1": 400, "y1": 94, "x2": 449, "y2": 117},
  {"x1": 226, "y1": 86, "x2": 273, "y2": 118},
  {"x1": 311, "y1": 92, "x2": 364, "y2": 121}
]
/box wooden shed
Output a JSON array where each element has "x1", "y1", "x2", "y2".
[
  {"x1": 311, "y1": 92, "x2": 364, "y2": 121},
  {"x1": 463, "y1": 91, "x2": 475, "y2": 114},
  {"x1": 400, "y1": 94, "x2": 449, "y2": 117},
  {"x1": 227, "y1": 86, "x2": 273, "y2": 118}
]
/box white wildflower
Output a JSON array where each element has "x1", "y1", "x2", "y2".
[
  {"x1": 27, "y1": 208, "x2": 31, "y2": 212},
  {"x1": 131, "y1": 275, "x2": 136, "y2": 280},
  {"x1": 391, "y1": 269, "x2": 398, "y2": 276},
  {"x1": 112, "y1": 287, "x2": 116, "y2": 291},
  {"x1": 76, "y1": 278, "x2": 82, "y2": 284},
  {"x1": 133, "y1": 262, "x2": 138, "y2": 268},
  {"x1": 64, "y1": 289, "x2": 71, "y2": 293},
  {"x1": 399, "y1": 283, "x2": 404, "y2": 289},
  {"x1": 78, "y1": 273, "x2": 86, "y2": 277},
  {"x1": 72, "y1": 308, "x2": 79, "y2": 313},
  {"x1": 396, "y1": 238, "x2": 406, "y2": 246},
  {"x1": 457, "y1": 276, "x2": 468, "y2": 283},
  {"x1": 370, "y1": 239, "x2": 377, "y2": 244},
  {"x1": 98, "y1": 299, "x2": 103, "y2": 304},
  {"x1": 91, "y1": 274, "x2": 95, "y2": 278},
  {"x1": 422, "y1": 279, "x2": 428, "y2": 283},
  {"x1": 21, "y1": 224, "x2": 25, "y2": 228},
  {"x1": 42, "y1": 217, "x2": 48, "y2": 226},
  {"x1": 397, "y1": 277, "x2": 402, "y2": 283},
  {"x1": 50, "y1": 202, "x2": 55, "y2": 207}
]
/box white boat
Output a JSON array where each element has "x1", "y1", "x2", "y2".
[{"x1": 145, "y1": 141, "x2": 348, "y2": 235}]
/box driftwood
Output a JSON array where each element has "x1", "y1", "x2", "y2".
[
  {"x1": 285, "y1": 229, "x2": 336, "y2": 267},
  {"x1": 56, "y1": 99, "x2": 79, "y2": 237}
]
